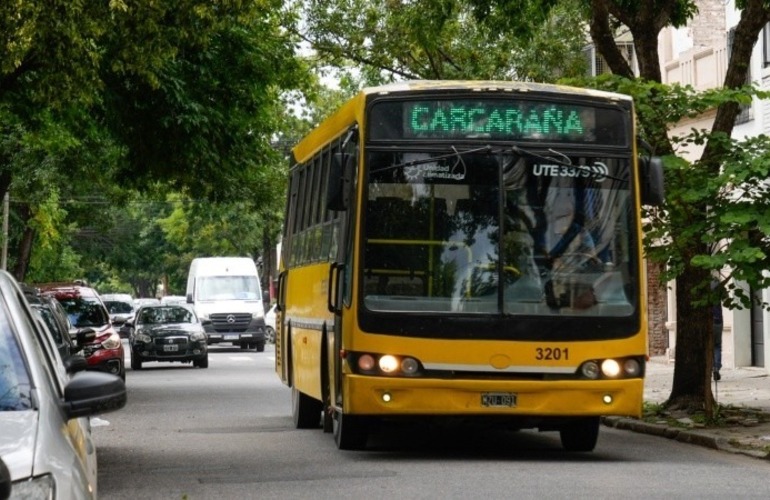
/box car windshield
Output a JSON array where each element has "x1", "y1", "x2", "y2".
[
  {"x1": 104, "y1": 300, "x2": 134, "y2": 314},
  {"x1": 139, "y1": 306, "x2": 195, "y2": 324},
  {"x1": 0, "y1": 306, "x2": 33, "y2": 411},
  {"x1": 58, "y1": 297, "x2": 110, "y2": 328}
]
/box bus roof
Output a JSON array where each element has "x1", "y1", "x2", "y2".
[{"x1": 291, "y1": 80, "x2": 632, "y2": 163}]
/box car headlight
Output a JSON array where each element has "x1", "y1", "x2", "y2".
[
  {"x1": 190, "y1": 331, "x2": 206, "y2": 342},
  {"x1": 12, "y1": 474, "x2": 55, "y2": 498},
  {"x1": 136, "y1": 331, "x2": 153, "y2": 343}
]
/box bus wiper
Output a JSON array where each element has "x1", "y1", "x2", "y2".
[
  {"x1": 511, "y1": 145, "x2": 627, "y2": 183},
  {"x1": 370, "y1": 145, "x2": 494, "y2": 175}
]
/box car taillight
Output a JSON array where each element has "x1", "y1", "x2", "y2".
[{"x1": 101, "y1": 332, "x2": 122, "y2": 350}]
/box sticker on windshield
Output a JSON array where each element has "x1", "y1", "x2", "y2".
[
  {"x1": 532, "y1": 162, "x2": 608, "y2": 182},
  {"x1": 404, "y1": 159, "x2": 466, "y2": 182}
]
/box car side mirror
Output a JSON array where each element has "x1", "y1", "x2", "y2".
[
  {"x1": 64, "y1": 354, "x2": 88, "y2": 374},
  {"x1": 76, "y1": 328, "x2": 96, "y2": 345}
]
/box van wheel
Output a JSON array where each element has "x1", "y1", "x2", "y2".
[{"x1": 292, "y1": 386, "x2": 322, "y2": 429}]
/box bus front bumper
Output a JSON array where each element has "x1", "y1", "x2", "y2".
[{"x1": 343, "y1": 375, "x2": 644, "y2": 419}]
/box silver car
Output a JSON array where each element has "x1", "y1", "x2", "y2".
[{"x1": 0, "y1": 271, "x2": 126, "y2": 499}]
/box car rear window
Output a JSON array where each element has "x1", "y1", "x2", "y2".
[{"x1": 57, "y1": 297, "x2": 110, "y2": 328}]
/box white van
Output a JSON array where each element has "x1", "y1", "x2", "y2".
[{"x1": 186, "y1": 257, "x2": 267, "y2": 351}]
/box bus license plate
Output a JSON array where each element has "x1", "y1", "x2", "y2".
[{"x1": 481, "y1": 392, "x2": 517, "y2": 408}]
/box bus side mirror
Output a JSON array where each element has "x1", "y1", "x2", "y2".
[
  {"x1": 326, "y1": 152, "x2": 354, "y2": 211},
  {"x1": 640, "y1": 156, "x2": 664, "y2": 207}
]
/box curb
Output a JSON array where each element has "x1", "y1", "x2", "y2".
[{"x1": 602, "y1": 417, "x2": 770, "y2": 460}]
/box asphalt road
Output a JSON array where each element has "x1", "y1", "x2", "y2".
[{"x1": 93, "y1": 343, "x2": 770, "y2": 499}]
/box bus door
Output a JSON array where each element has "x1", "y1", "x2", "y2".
[{"x1": 327, "y1": 131, "x2": 358, "y2": 419}]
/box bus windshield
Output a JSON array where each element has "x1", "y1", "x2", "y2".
[{"x1": 362, "y1": 149, "x2": 635, "y2": 316}]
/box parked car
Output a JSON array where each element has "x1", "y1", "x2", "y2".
[
  {"x1": 126, "y1": 304, "x2": 209, "y2": 369},
  {"x1": 264, "y1": 303, "x2": 277, "y2": 343},
  {"x1": 0, "y1": 270, "x2": 126, "y2": 499},
  {"x1": 101, "y1": 293, "x2": 135, "y2": 338},
  {"x1": 36, "y1": 282, "x2": 126, "y2": 380},
  {"x1": 21, "y1": 284, "x2": 95, "y2": 369}
]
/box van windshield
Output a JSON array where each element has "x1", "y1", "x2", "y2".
[{"x1": 197, "y1": 276, "x2": 260, "y2": 301}]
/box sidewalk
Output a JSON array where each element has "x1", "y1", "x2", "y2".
[{"x1": 603, "y1": 356, "x2": 770, "y2": 459}]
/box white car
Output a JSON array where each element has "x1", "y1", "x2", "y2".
[
  {"x1": 0, "y1": 271, "x2": 126, "y2": 499},
  {"x1": 264, "y1": 304, "x2": 277, "y2": 343}
]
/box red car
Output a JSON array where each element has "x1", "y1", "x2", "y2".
[{"x1": 36, "y1": 282, "x2": 126, "y2": 380}]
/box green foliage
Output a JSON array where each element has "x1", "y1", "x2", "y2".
[{"x1": 297, "y1": 0, "x2": 588, "y2": 82}]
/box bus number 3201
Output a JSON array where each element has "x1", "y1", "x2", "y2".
[{"x1": 535, "y1": 347, "x2": 569, "y2": 361}]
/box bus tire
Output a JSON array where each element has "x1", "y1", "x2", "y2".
[
  {"x1": 559, "y1": 417, "x2": 600, "y2": 452},
  {"x1": 292, "y1": 386, "x2": 322, "y2": 429},
  {"x1": 333, "y1": 410, "x2": 368, "y2": 450}
]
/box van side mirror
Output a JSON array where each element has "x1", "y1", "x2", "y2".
[
  {"x1": 639, "y1": 156, "x2": 664, "y2": 206},
  {"x1": 326, "y1": 151, "x2": 355, "y2": 211}
]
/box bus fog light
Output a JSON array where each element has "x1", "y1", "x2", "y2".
[
  {"x1": 601, "y1": 359, "x2": 621, "y2": 378},
  {"x1": 623, "y1": 359, "x2": 641, "y2": 377},
  {"x1": 358, "y1": 354, "x2": 376, "y2": 371},
  {"x1": 603, "y1": 394, "x2": 613, "y2": 405},
  {"x1": 379, "y1": 355, "x2": 399, "y2": 373},
  {"x1": 382, "y1": 392, "x2": 392, "y2": 403},
  {"x1": 581, "y1": 361, "x2": 600, "y2": 379},
  {"x1": 401, "y1": 357, "x2": 419, "y2": 375}
]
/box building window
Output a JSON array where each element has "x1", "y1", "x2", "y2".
[
  {"x1": 763, "y1": 22, "x2": 770, "y2": 68},
  {"x1": 584, "y1": 42, "x2": 635, "y2": 77}
]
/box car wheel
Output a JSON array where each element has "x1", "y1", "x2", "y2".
[
  {"x1": 195, "y1": 354, "x2": 209, "y2": 368},
  {"x1": 131, "y1": 354, "x2": 142, "y2": 370},
  {"x1": 265, "y1": 327, "x2": 276, "y2": 343},
  {"x1": 256, "y1": 342, "x2": 265, "y2": 352}
]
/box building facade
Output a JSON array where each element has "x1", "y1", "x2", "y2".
[{"x1": 658, "y1": 0, "x2": 770, "y2": 371}]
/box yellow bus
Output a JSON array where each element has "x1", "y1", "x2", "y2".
[{"x1": 276, "y1": 80, "x2": 664, "y2": 451}]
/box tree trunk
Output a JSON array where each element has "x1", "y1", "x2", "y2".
[
  {"x1": 669, "y1": 243, "x2": 713, "y2": 413},
  {"x1": 12, "y1": 204, "x2": 35, "y2": 283}
]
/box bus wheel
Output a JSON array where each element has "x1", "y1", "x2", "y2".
[
  {"x1": 333, "y1": 410, "x2": 368, "y2": 450},
  {"x1": 292, "y1": 386, "x2": 322, "y2": 429},
  {"x1": 559, "y1": 417, "x2": 600, "y2": 452}
]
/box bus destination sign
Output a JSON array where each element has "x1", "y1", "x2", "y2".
[{"x1": 368, "y1": 99, "x2": 628, "y2": 145}]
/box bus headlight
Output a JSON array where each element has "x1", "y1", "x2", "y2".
[
  {"x1": 623, "y1": 358, "x2": 642, "y2": 377},
  {"x1": 601, "y1": 359, "x2": 621, "y2": 378},
  {"x1": 358, "y1": 354, "x2": 376, "y2": 371},
  {"x1": 352, "y1": 352, "x2": 423, "y2": 376},
  {"x1": 401, "y1": 357, "x2": 419, "y2": 375},
  {"x1": 580, "y1": 361, "x2": 601, "y2": 379},
  {"x1": 378, "y1": 355, "x2": 399, "y2": 373}
]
